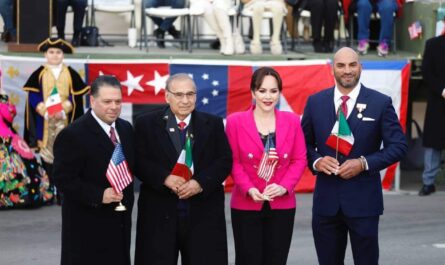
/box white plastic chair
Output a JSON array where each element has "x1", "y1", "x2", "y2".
[{"x1": 140, "y1": 4, "x2": 194, "y2": 52}]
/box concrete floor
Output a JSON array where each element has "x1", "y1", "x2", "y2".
[{"x1": 1, "y1": 192, "x2": 444, "y2": 265}]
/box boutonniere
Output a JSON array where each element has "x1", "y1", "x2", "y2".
[{"x1": 356, "y1": 103, "x2": 367, "y2": 119}]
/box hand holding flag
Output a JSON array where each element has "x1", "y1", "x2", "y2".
[
  {"x1": 257, "y1": 133, "x2": 279, "y2": 183},
  {"x1": 171, "y1": 135, "x2": 194, "y2": 181},
  {"x1": 106, "y1": 143, "x2": 133, "y2": 203},
  {"x1": 45, "y1": 87, "x2": 64, "y2": 116},
  {"x1": 325, "y1": 108, "x2": 354, "y2": 157}
]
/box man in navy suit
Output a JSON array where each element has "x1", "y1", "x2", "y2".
[{"x1": 302, "y1": 47, "x2": 407, "y2": 265}]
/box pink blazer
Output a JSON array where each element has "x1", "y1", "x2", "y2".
[{"x1": 225, "y1": 106, "x2": 307, "y2": 211}]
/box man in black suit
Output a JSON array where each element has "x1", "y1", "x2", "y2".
[
  {"x1": 53, "y1": 75, "x2": 134, "y2": 265},
  {"x1": 134, "y1": 73, "x2": 232, "y2": 265},
  {"x1": 418, "y1": 34, "x2": 445, "y2": 196}
]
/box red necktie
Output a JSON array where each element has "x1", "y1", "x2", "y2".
[
  {"x1": 178, "y1": 121, "x2": 186, "y2": 131},
  {"x1": 110, "y1": 127, "x2": 118, "y2": 145},
  {"x1": 340, "y1": 96, "x2": 350, "y2": 117}
]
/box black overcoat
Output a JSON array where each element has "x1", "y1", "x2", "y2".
[
  {"x1": 53, "y1": 110, "x2": 134, "y2": 265},
  {"x1": 134, "y1": 107, "x2": 232, "y2": 265},
  {"x1": 422, "y1": 35, "x2": 445, "y2": 149}
]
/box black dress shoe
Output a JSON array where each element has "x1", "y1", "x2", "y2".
[
  {"x1": 323, "y1": 40, "x2": 334, "y2": 53},
  {"x1": 58, "y1": 32, "x2": 65, "y2": 40},
  {"x1": 167, "y1": 26, "x2": 181, "y2": 39},
  {"x1": 210, "y1": 39, "x2": 220, "y2": 50},
  {"x1": 154, "y1": 28, "x2": 165, "y2": 48},
  {"x1": 419, "y1": 184, "x2": 436, "y2": 196},
  {"x1": 71, "y1": 31, "x2": 81, "y2": 47},
  {"x1": 313, "y1": 40, "x2": 323, "y2": 53}
]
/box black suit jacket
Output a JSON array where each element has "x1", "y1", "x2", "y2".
[
  {"x1": 422, "y1": 35, "x2": 445, "y2": 149},
  {"x1": 134, "y1": 107, "x2": 232, "y2": 265},
  {"x1": 53, "y1": 110, "x2": 134, "y2": 265}
]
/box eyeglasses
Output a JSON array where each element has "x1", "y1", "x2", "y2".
[{"x1": 167, "y1": 90, "x2": 196, "y2": 99}]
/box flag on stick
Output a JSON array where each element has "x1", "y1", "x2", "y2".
[
  {"x1": 171, "y1": 135, "x2": 194, "y2": 181},
  {"x1": 45, "y1": 87, "x2": 63, "y2": 115},
  {"x1": 408, "y1": 21, "x2": 422, "y2": 40},
  {"x1": 106, "y1": 143, "x2": 133, "y2": 193},
  {"x1": 326, "y1": 109, "x2": 354, "y2": 156},
  {"x1": 257, "y1": 134, "x2": 279, "y2": 182}
]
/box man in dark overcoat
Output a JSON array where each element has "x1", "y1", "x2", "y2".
[
  {"x1": 418, "y1": 34, "x2": 445, "y2": 196},
  {"x1": 53, "y1": 75, "x2": 134, "y2": 265},
  {"x1": 134, "y1": 73, "x2": 232, "y2": 265}
]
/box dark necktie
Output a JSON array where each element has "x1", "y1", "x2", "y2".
[
  {"x1": 110, "y1": 127, "x2": 118, "y2": 146},
  {"x1": 340, "y1": 95, "x2": 350, "y2": 117}
]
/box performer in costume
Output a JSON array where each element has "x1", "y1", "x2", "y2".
[
  {"x1": 23, "y1": 38, "x2": 89, "y2": 202},
  {"x1": 0, "y1": 93, "x2": 54, "y2": 209}
]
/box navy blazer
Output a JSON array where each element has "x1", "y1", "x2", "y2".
[{"x1": 302, "y1": 85, "x2": 407, "y2": 218}]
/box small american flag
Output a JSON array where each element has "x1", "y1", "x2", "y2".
[
  {"x1": 106, "y1": 143, "x2": 132, "y2": 193},
  {"x1": 408, "y1": 21, "x2": 422, "y2": 40},
  {"x1": 257, "y1": 134, "x2": 279, "y2": 182}
]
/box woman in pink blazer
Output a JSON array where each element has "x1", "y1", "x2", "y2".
[{"x1": 225, "y1": 67, "x2": 307, "y2": 265}]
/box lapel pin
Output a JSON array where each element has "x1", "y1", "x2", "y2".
[
  {"x1": 356, "y1": 103, "x2": 367, "y2": 119},
  {"x1": 248, "y1": 153, "x2": 253, "y2": 159},
  {"x1": 169, "y1": 128, "x2": 175, "y2": 132},
  {"x1": 283, "y1": 153, "x2": 288, "y2": 159}
]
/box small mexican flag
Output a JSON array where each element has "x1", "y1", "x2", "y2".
[
  {"x1": 325, "y1": 110, "x2": 354, "y2": 156},
  {"x1": 171, "y1": 135, "x2": 193, "y2": 181},
  {"x1": 45, "y1": 87, "x2": 63, "y2": 115}
]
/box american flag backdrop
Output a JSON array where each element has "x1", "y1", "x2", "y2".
[{"x1": 106, "y1": 143, "x2": 133, "y2": 193}]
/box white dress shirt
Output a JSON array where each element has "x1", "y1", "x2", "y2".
[{"x1": 91, "y1": 110, "x2": 120, "y2": 143}]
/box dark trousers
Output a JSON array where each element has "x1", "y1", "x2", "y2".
[
  {"x1": 312, "y1": 211, "x2": 380, "y2": 265},
  {"x1": 310, "y1": 0, "x2": 338, "y2": 43},
  {"x1": 175, "y1": 215, "x2": 191, "y2": 265},
  {"x1": 231, "y1": 203, "x2": 295, "y2": 265},
  {"x1": 57, "y1": 0, "x2": 87, "y2": 37}
]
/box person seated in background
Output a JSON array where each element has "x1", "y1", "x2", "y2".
[
  {"x1": 190, "y1": 0, "x2": 245, "y2": 55},
  {"x1": 56, "y1": 0, "x2": 88, "y2": 46},
  {"x1": 242, "y1": 0, "x2": 287, "y2": 55},
  {"x1": 343, "y1": 0, "x2": 403, "y2": 57},
  {"x1": 309, "y1": 0, "x2": 338, "y2": 53},
  {"x1": 144, "y1": 0, "x2": 185, "y2": 48},
  {"x1": 0, "y1": 0, "x2": 16, "y2": 42}
]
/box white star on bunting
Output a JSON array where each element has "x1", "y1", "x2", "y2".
[
  {"x1": 211, "y1": 89, "x2": 219, "y2": 96},
  {"x1": 121, "y1": 71, "x2": 144, "y2": 96},
  {"x1": 202, "y1": 97, "x2": 209, "y2": 105},
  {"x1": 212, "y1": 80, "x2": 219, "y2": 86},
  {"x1": 202, "y1": 73, "x2": 209, "y2": 80},
  {"x1": 146, "y1": 71, "x2": 169, "y2": 95}
]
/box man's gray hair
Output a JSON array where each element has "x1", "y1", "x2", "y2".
[{"x1": 165, "y1": 73, "x2": 196, "y2": 92}]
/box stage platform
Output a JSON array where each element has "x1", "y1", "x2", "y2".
[{"x1": 0, "y1": 38, "x2": 420, "y2": 61}]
